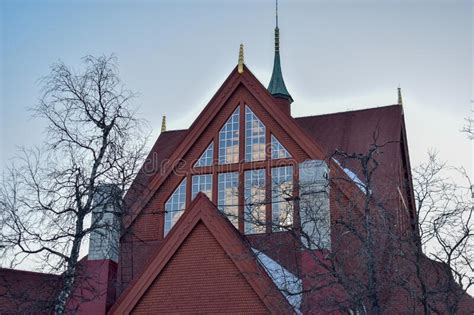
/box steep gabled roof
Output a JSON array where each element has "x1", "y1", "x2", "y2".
[
  {"x1": 124, "y1": 129, "x2": 188, "y2": 206},
  {"x1": 294, "y1": 104, "x2": 414, "y2": 209},
  {"x1": 294, "y1": 105, "x2": 403, "y2": 181},
  {"x1": 109, "y1": 193, "x2": 294, "y2": 314},
  {"x1": 122, "y1": 65, "x2": 328, "y2": 230}
]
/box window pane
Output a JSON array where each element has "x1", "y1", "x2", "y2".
[
  {"x1": 218, "y1": 108, "x2": 240, "y2": 164},
  {"x1": 244, "y1": 169, "x2": 266, "y2": 234},
  {"x1": 272, "y1": 166, "x2": 293, "y2": 231},
  {"x1": 194, "y1": 142, "x2": 214, "y2": 167},
  {"x1": 245, "y1": 106, "x2": 266, "y2": 162},
  {"x1": 271, "y1": 134, "x2": 291, "y2": 159},
  {"x1": 164, "y1": 178, "x2": 187, "y2": 236},
  {"x1": 192, "y1": 174, "x2": 212, "y2": 200},
  {"x1": 218, "y1": 172, "x2": 239, "y2": 228}
]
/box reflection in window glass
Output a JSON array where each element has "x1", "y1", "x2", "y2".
[
  {"x1": 271, "y1": 134, "x2": 291, "y2": 159},
  {"x1": 244, "y1": 169, "x2": 266, "y2": 234},
  {"x1": 219, "y1": 108, "x2": 240, "y2": 164},
  {"x1": 245, "y1": 106, "x2": 266, "y2": 161},
  {"x1": 192, "y1": 174, "x2": 212, "y2": 200},
  {"x1": 218, "y1": 172, "x2": 239, "y2": 228},
  {"x1": 272, "y1": 166, "x2": 293, "y2": 231},
  {"x1": 194, "y1": 142, "x2": 214, "y2": 167},
  {"x1": 164, "y1": 179, "x2": 187, "y2": 236}
]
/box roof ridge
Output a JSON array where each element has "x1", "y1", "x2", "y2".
[
  {"x1": 294, "y1": 104, "x2": 401, "y2": 120},
  {"x1": 0, "y1": 267, "x2": 60, "y2": 277},
  {"x1": 161, "y1": 128, "x2": 188, "y2": 133}
]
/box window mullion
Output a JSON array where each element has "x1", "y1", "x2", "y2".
[
  {"x1": 265, "y1": 128, "x2": 271, "y2": 233},
  {"x1": 212, "y1": 135, "x2": 218, "y2": 203},
  {"x1": 186, "y1": 173, "x2": 191, "y2": 209},
  {"x1": 238, "y1": 102, "x2": 245, "y2": 232}
]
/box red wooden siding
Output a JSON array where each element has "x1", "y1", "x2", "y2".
[{"x1": 132, "y1": 221, "x2": 269, "y2": 314}]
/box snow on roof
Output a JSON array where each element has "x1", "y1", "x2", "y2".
[
  {"x1": 252, "y1": 248, "x2": 302, "y2": 313},
  {"x1": 332, "y1": 158, "x2": 368, "y2": 194}
]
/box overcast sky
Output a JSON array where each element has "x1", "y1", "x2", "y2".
[{"x1": 1, "y1": 0, "x2": 472, "y2": 177}]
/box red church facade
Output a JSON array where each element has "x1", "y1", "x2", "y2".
[{"x1": 1, "y1": 13, "x2": 474, "y2": 315}]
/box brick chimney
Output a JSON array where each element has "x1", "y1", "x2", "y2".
[{"x1": 88, "y1": 184, "x2": 122, "y2": 262}]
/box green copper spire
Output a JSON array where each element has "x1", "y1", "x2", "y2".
[{"x1": 268, "y1": 0, "x2": 293, "y2": 103}]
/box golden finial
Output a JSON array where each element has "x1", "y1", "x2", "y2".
[
  {"x1": 161, "y1": 115, "x2": 166, "y2": 132},
  {"x1": 397, "y1": 87, "x2": 403, "y2": 106},
  {"x1": 238, "y1": 43, "x2": 244, "y2": 74}
]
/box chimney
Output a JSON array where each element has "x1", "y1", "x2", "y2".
[
  {"x1": 298, "y1": 160, "x2": 331, "y2": 250},
  {"x1": 88, "y1": 184, "x2": 122, "y2": 262}
]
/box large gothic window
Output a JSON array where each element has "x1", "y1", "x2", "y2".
[
  {"x1": 245, "y1": 106, "x2": 266, "y2": 161},
  {"x1": 164, "y1": 178, "x2": 187, "y2": 235},
  {"x1": 163, "y1": 104, "x2": 296, "y2": 237},
  {"x1": 218, "y1": 108, "x2": 240, "y2": 164},
  {"x1": 244, "y1": 169, "x2": 266, "y2": 234}
]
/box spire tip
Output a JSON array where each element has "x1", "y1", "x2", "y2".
[
  {"x1": 238, "y1": 43, "x2": 244, "y2": 74},
  {"x1": 161, "y1": 115, "x2": 166, "y2": 132},
  {"x1": 276, "y1": 0, "x2": 279, "y2": 28},
  {"x1": 397, "y1": 87, "x2": 403, "y2": 106}
]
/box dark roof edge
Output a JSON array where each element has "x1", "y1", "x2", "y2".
[
  {"x1": 294, "y1": 104, "x2": 401, "y2": 120},
  {"x1": 0, "y1": 267, "x2": 61, "y2": 277}
]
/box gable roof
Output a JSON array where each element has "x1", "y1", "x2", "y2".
[
  {"x1": 122, "y1": 65, "x2": 328, "y2": 230},
  {"x1": 110, "y1": 193, "x2": 294, "y2": 314}
]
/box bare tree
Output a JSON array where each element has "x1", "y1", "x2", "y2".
[
  {"x1": 462, "y1": 106, "x2": 473, "y2": 139},
  {"x1": 411, "y1": 151, "x2": 473, "y2": 314},
  {"x1": 0, "y1": 55, "x2": 148, "y2": 314},
  {"x1": 239, "y1": 136, "x2": 404, "y2": 314},
  {"x1": 243, "y1": 137, "x2": 473, "y2": 314}
]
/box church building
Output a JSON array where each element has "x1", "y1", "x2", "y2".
[{"x1": 1, "y1": 4, "x2": 473, "y2": 315}]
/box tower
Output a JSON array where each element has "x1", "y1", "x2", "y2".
[{"x1": 268, "y1": 0, "x2": 293, "y2": 114}]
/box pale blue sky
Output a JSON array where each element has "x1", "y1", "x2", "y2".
[{"x1": 1, "y1": 0, "x2": 472, "y2": 176}]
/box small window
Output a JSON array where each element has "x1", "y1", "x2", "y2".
[
  {"x1": 192, "y1": 174, "x2": 212, "y2": 200},
  {"x1": 194, "y1": 142, "x2": 214, "y2": 167},
  {"x1": 219, "y1": 108, "x2": 240, "y2": 164},
  {"x1": 218, "y1": 172, "x2": 239, "y2": 228},
  {"x1": 244, "y1": 169, "x2": 266, "y2": 234},
  {"x1": 245, "y1": 106, "x2": 266, "y2": 162},
  {"x1": 272, "y1": 166, "x2": 293, "y2": 231},
  {"x1": 164, "y1": 179, "x2": 187, "y2": 236},
  {"x1": 271, "y1": 134, "x2": 291, "y2": 159}
]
